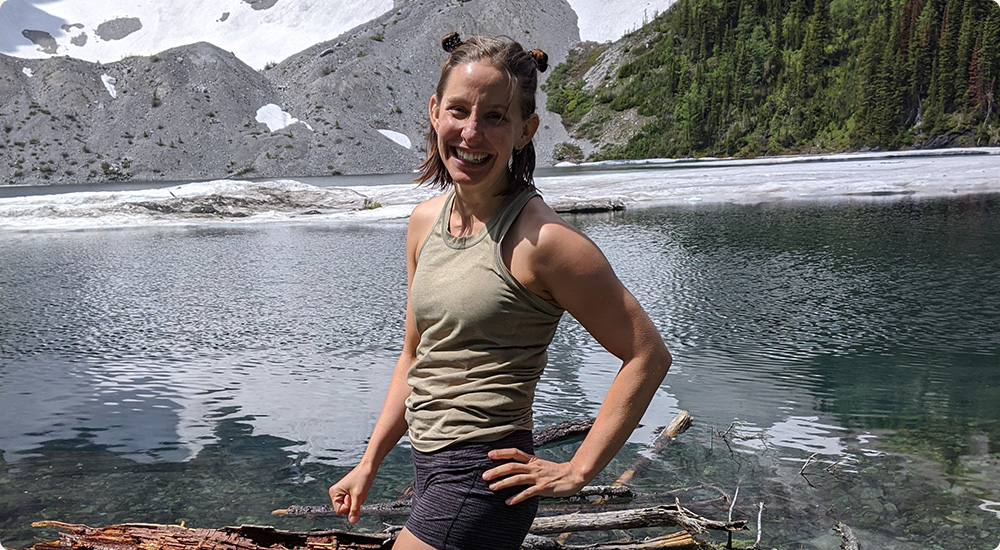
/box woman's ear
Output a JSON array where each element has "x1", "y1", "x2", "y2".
[
  {"x1": 517, "y1": 113, "x2": 540, "y2": 149},
  {"x1": 429, "y1": 95, "x2": 440, "y2": 132}
]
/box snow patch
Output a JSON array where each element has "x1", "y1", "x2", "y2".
[
  {"x1": 565, "y1": 0, "x2": 677, "y2": 42},
  {"x1": 255, "y1": 104, "x2": 312, "y2": 132},
  {"x1": 377, "y1": 129, "x2": 411, "y2": 149},
  {"x1": 101, "y1": 73, "x2": 117, "y2": 98},
  {"x1": 0, "y1": 0, "x2": 394, "y2": 70},
  {"x1": 22, "y1": 67, "x2": 32, "y2": 77}
]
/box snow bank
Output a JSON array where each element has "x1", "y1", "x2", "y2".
[
  {"x1": 22, "y1": 67, "x2": 32, "y2": 77},
  {"x1": 101, "y1": 73, "x2": 117, "y2": 98},
  {"x1": 377, "y1": 129, "x2": 411, "y2": 149},
  {"x1": 255, "y1": 104, "x2": 312, "y2": 132}
]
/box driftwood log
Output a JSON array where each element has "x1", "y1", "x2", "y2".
[
  {"x1": 533, "y1": 419, "x2": 596, "y2": 447},
  {"x1": 530, "y1": 503, "x2": 745, "y2": 535},
  {"x1": 26, "y1": 522, "x2": 390, "y2": 550}
]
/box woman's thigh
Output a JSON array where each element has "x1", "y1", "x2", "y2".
[{"x1": 393, "y1": 527, "x2": 438, "y2": 550}]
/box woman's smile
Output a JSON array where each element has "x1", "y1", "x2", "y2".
[
  {"x1": 453, "y1": 148, "x2": 490, "y2": 164},
  {"x1": 430, "y1": 61, "x2": 533, "y2": 191}
]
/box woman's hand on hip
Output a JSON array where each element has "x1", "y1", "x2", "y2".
[{"x1": 482, "y1": 447, "x2": 587, "y2": 505}]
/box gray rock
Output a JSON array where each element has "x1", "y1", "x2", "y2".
[{"x1": 95, "y1": 17, "x2": 143, "y2": 41}]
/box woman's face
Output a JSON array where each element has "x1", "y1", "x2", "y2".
[{"x1": 430, "y1": 61, "x2": 538, "y2": 191}]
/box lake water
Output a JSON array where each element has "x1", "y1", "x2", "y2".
[{"x1": 1, "y1": 150, "x2": 999, "y2": 550}]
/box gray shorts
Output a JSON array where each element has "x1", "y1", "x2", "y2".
[{"x1": 405, "y1": 431, "x2": 540, "y2": 550}]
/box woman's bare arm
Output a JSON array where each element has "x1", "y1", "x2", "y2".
[
  {"x1": 327, "y1": 196, "x2": 442, "y2": 522},
  {"x1": 484, "y1": 201, "x2": 672, "y2": 504}
]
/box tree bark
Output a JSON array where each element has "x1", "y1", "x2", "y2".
[{"x1": 27, "y1": 522, "x2": 390, "y2": 550}]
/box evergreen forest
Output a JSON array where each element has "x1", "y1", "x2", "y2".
[{"x1": 543, "y1": 0, "x2": 1000, "y2": 159}]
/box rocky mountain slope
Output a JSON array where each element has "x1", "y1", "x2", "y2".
[{"x1": 0, "y1": 0, "x2": 581, "y2": 185}]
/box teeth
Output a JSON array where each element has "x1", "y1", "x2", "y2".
[{"x1": 455, "y1": 149, "x2": 488, "y2": 163}]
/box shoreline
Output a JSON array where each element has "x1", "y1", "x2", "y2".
[{"x1": 2, "y1": 148, "x2": 1000, "y2": 232}]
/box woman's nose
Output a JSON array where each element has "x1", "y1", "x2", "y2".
[{"x1": 461, "y1": 118, "x2": 481, "y2": 142}]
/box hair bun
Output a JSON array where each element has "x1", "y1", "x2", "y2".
[
  {"x1": 442, "y1": 32, "x2": 463, "y2": 53},
  {"x1": 530, "y1": 49, "x2": 548, "y2": 72}
]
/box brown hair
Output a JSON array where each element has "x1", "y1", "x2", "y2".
[{"x1": 415, "y1": 33, "x2": 549, "y2": 194}]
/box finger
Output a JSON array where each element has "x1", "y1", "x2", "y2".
[
  {"x1": 348, "y1": 492, "x2": 362, "y2": 524},
  {"x1": 505, "y1": 486, "x2": 539, "y2": 506},
  {"x1": 487, "y1": 473, "x2": 533, "y2": 492},
  {"x1": 329, "y1": 487, "x2": 345, "y2": 511},
  {"x1": 487, "y1": 447, "x2": 534, "y2": 462},
  {"x1": 482, "y1": 460, "x2": 535, "y2": 482}
]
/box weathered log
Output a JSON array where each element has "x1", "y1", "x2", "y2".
[
  {"x1": 534, "y1": 419, "x2": 596, "y2": 447},
  {"x1": 522, "y1": 531, "x2": 697, "y2": 549},
  {"x1": 529, "y1": 503, "x2": 746, "y2": 536},
  {"x1": 27, "y1": 521, "x2": 390, "y2": 550}
]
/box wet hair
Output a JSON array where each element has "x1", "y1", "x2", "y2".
[{"x1": 415, "y1": 33, "x2": 549, "y2": 194}]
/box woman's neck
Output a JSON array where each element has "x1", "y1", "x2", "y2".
[{"x1": 449, "y1": 182, "x2": 507, "y2": 238}]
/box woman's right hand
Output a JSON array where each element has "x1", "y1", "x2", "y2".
[{"x1": 328, "y1": 463, "x2": 377, "y2": 524}]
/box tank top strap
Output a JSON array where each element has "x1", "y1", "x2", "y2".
[{"x1": 490, "y1": 188, "x2": 538, "y2": 243}]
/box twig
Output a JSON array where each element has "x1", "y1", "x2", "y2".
[
  {"x1": 726, "y1": 487, "x2": 739, "y2": 550},
  {"x1": 800, "y1": 453, "x2": 818, "y2": 476},
  {"x1": 753, "y1": 502, "x2": 764, "y2": 549}
]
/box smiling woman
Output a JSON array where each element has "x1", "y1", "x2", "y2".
[{"x1": 326, "y1": 33, "x2": 673, "y2": 550}]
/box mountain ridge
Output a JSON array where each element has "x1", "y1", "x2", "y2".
[{"x1": 0, "y1": 0, "x2": 582, "y2": 185}]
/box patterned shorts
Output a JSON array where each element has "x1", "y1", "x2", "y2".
[{"x1": 405, "y1": 431, "x2": 540, "y2": 550}]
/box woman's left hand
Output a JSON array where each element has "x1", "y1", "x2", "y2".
[{"x1": 482, "y1": 447, "x2": 587, "y2": 505}]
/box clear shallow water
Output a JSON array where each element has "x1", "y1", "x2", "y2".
[{"x1": 2, "y1": 158, "x2": 1000, "y2": 550}]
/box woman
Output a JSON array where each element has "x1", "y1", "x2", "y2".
[{"x1": 329, "y1": 33, "x2": 672, "y2": 550}]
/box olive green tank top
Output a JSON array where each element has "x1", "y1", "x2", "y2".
[{"x1": 405, "y1": 188, "x2": 565, "y2": 452}]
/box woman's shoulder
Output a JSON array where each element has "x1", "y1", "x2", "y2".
[
  {"x1": 515, "y1": 194, "x2": 599, "y2": 262},
  {"x1": 520, "y1": 194, "x2": 584, "y2": 241},
  {"x1": 409, "y1": 193, "x2": 448, "y2": 227},
  {"x1": 406, "y1": 193, "x2": 448, "y2": 252}
]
